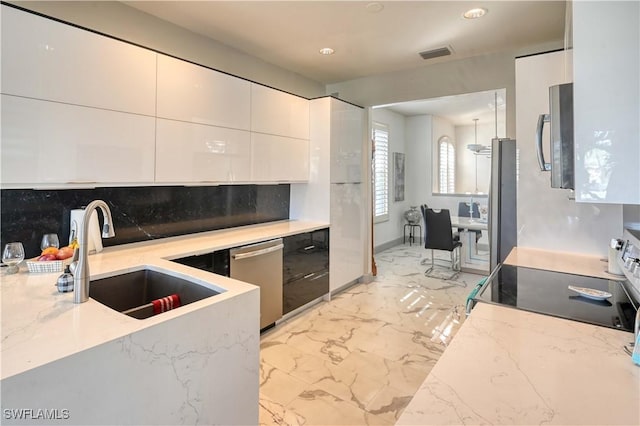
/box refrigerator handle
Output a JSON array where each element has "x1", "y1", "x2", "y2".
[{"x1": 536, "y1": 114, "x2": 551, "y2": 171}]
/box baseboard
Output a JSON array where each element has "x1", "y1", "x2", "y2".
[
  {"x1": 374, "y1": 237, "x2": 404, "y2": 254},
  {"x1": 359, "y1": 273, "x2": 375, "y2": 284},
  {"x1": 278, "y1": 297, "x2": 324, "y2": 323}
]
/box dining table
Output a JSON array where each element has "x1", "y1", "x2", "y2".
[{"x1": 450, "y1": 215, "x2": 489, "y2": 274}]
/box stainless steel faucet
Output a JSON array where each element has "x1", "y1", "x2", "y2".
[{"x1": 71, "y1": 200, "x2": 115, "y2": 303}]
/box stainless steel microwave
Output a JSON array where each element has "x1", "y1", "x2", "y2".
[{"x1": 536, "y1": 82, "x2": 574, "y2": 189}]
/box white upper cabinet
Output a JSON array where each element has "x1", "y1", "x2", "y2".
[
  {"x1": 573, "y1": 1, "x2": 640, "y2": 204},
  {"x1": 1, "y1": 95, "x2": 155, "y2": 186},
  {"x1": 330, "y1": 98, "x2": 364, "y2": 183},
  {"x1": 156, "y1": 119, "x2": 251, "y2": 183},
  {"x1": 157, "y1": 55, "x2": 251, "y2": 130},
  {"x1": 251, "y1": 133, "x2": 309, "y2": 182},
  {"x1": 1, "y1": 5, "x2": 315, "y2": 187},
  {"x1": 1, "y1": 5, "x2": 156, "y2": 116},
  {"x1": 250, "y1": 84, "x2": 310, "y2": 140}
]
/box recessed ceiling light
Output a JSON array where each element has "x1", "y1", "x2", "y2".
[
  {"x1": 319, "y1": 47, "x2": 335, "y2": 55},
  {"x1": 463, "y1": 7, "x2": 488, "y2": 19},
  {"x1": 366, "y1": 2, "x2": 384, "y2": 13}
]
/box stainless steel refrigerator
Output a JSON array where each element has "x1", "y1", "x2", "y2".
[{"x1": 489, "y1": 137, "x2": 517, "y2": 271}]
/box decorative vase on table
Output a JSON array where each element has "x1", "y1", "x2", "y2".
[{"x1": 404, "y1": 206, "x2": 422, "y2": 225}]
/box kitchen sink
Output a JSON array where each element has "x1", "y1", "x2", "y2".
[{"x1": 90, "y1": 269, "x2": 220, "y2": 319}]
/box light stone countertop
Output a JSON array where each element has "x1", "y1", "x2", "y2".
[
  {"x1": 397, "y1": 248, "x2": 639, "y2": 425},
  {"x1": 504, "y1": 246, "x2": 626, "y2": 280},
  {"x1": 0, "y1": 219, "x2": 329, "y2": 381},
  {"x1": 397, "y1": 303, "x2": 639, "y2": 425}
]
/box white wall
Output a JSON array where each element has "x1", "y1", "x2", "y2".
[
  {"x1": 405, "y1": 115, "x2": 432, "y2": 208},
  {"x1": 13, "y1": 1, "x2": 325, "y2": 98},
  {"x1": 327, "y1": 43, "x2": 562, "y2": 139},
  {"x1": 372, "y1": 108, "x2": 408, "y2": 248},
  {"x1": 454, "y1": 123, "x2": 493, "y2": 194}
]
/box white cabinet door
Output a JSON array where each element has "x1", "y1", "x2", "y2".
[
  {"x1": 250, "y1": 84, "x2": 309, "y2": 140},
  {"x1": 573, "y1": 1, "x2": 640, "y2": 204},
  {"x1": 251, "y1": 133, "x2": 309, "y2": 182},
  {"x1": 156, "y1": 119, "x2": 251, "y2": 183},
  {"x1": 157, "y1": 55, "x2": 250, "y2": 130},
  {"x1": 330, "y1": 98, "x2": 364, "y2": 183},
  {"x1": 1, "y1": 5, "x2": 156, "y2": 116},
  {"x1": 329, "y1": 183, "x2": 364, "y2": 291},
  {"x1": 1, "y1": 95, "x2": 155, "y2": 186}
]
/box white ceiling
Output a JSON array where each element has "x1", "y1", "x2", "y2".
[{"x1": 123, "y1": 0, "x2": 567, "y2": 85}]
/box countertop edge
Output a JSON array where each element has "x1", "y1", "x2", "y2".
[{"x1": 1, "y1": 220, "x2": 330, "y2": 380}]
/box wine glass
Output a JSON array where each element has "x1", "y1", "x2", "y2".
[
  {"x1": 40, "y1": 233, "x2": 60, "y2": 251},
  {"x1": 3, "y1": 242, "x2": 25, "y2": 274}
]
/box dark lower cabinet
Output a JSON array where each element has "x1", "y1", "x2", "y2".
[
  {"x1": 283, "y1": 228, "x2": 329, "y2": 314},
  {"x1": 171, "y1": 250, "x2": 230, "y2": 276}
]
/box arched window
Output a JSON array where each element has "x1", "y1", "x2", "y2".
[{"x1": 438, "y1": 136, "x2": 455, "y2": 193}]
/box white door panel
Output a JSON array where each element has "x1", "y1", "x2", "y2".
[
  {"x1": 330, "y1": 183, "x2": 365, "y2": 291},
  {"x1": 1, "y1": 6, "x2": 156, "y2": 116},
  {"x1": 251, "y1": 133, "x2": 309, "y2": 182},
  {"x1": 156, "y1": 119, "x2": 251, "y2": 183},
  {"x1": 250, "y1": 84, "x2": 309, "y2": 140},
  {"x1": 573, "y1": 1, "x2": 640, "y2": 204},
  {"x1": 157, "y1": 55, "x2": 250, "y2": 130},
  {"x1": 330, "y1": 99, "x2": 364, "y2": 183},
  {"x1": 1, "y1": 95, "x2": 155, "y2": 186}
]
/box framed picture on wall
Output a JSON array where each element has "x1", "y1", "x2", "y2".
[{"x1": 393, "y1": 152, "x2": 405, "y2": 201}]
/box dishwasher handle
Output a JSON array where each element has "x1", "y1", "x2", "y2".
[{"x1": 231, "y1": 243, "x2": 284, "y2": 260}]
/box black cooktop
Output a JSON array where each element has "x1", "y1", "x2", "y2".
[{"x1": 474, "y1": 265, "x2": 638, "y2": 332}]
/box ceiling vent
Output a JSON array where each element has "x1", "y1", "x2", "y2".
[{"x1": 419, "y1": 46, "x2": 452, "y2": 60}]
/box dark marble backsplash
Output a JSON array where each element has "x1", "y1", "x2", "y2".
[{"x1": 1, "y1": 185, "x2": 290, "y2": 258}]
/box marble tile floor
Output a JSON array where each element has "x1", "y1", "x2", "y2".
[{"x1": 259, "y1": 243, "x2": 488, "y2": 425}]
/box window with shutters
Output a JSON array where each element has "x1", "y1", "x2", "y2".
[
  {"x1": 438, "y1": 136, "x2": 455, "y2": 193},
  {"x1": 373, "y1": 122, "x2": 389, "y2": 222}
]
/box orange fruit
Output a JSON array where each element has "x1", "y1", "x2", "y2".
[{"x1": 41, "y1": 247, "x2": 59, "y2": 256}]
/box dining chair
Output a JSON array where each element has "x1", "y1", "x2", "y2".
[
  {"x1": 420, "y1": 204, "x2": 428, "y2": 226},
  {"x1": 457, "y1": 202, "x2": 482, "y2": 243},
  {"x1": 423, "y1": 208, "x2": 462, "y2": 280}
]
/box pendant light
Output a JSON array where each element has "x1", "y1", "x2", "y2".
[
  {"x1": 473, "y1": 118, "x2": 479, "y2": 193},
  {"x1": 466, "y1": 118, "x2": 483, "y2": 153}
]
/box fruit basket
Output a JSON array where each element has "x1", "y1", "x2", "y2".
[
  {"x1": 26, "y1": 258, "x2": 66, "y2": 273},
  {"x1": 27, "y1": 257, "x2": 62, "y2": 273},
  {"x1": 28, "y1": 246, "x2": 75, "y2": 273}
]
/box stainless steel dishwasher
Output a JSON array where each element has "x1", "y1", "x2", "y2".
[{"x1": 230, "y1": 238, "x2": 283, "y2": 329}]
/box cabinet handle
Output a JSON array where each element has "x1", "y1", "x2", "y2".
[
  {"x1": 310, "y1": 271, "x2": 329, "y2": 281},
  {"x1": 535, "y1": 113, "x2": 551, "y2": 171},
  {"x1": 304, "y1": 245, "x2": 315, "y2": 251},
  {"x1": 304, "y1": 273, "x2": 315, "y2": 279},
  {"x1": 232, "y1": 244, "x2": 284, "y2": 260}
]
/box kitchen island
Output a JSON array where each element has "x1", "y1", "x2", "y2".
[
  {"x1": 1, "y1": 220, "x2": 328, "y2": 425},
  {"x1": 397, "y1": 247, "x2": 639, "y2": 425}
]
